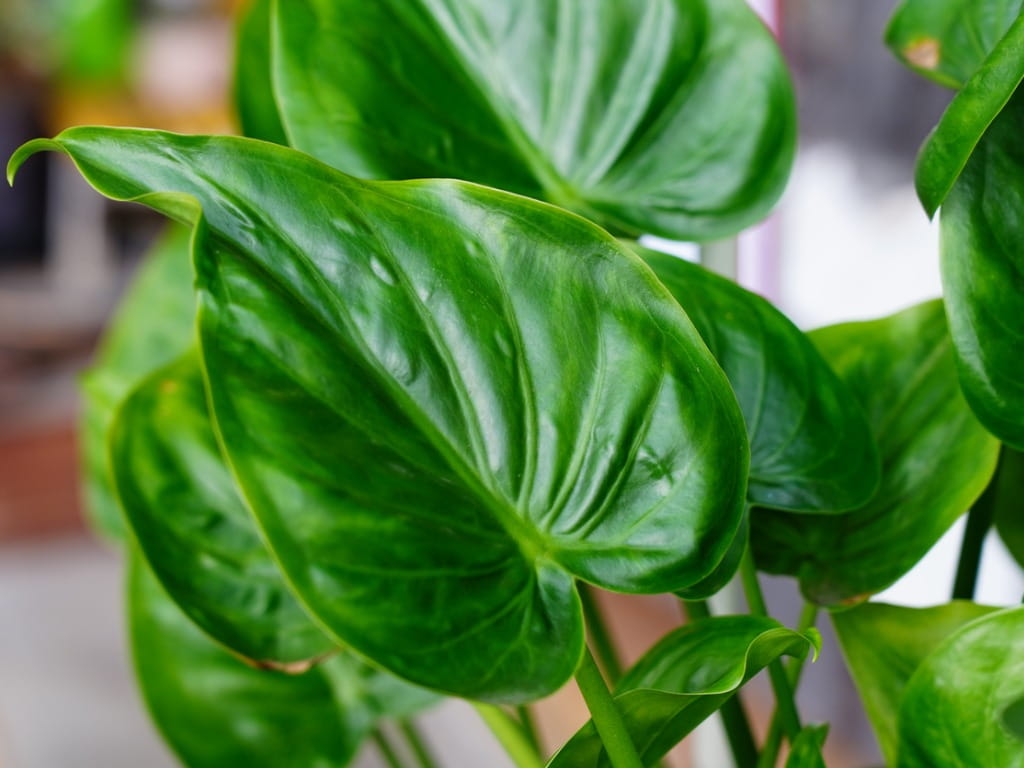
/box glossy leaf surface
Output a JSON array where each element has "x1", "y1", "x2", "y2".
[
  {"x1": 886, "y1": 0, "x2": 1024, "y2": 88},
  {"x1": 129, "y1": 552, "x2": 436, "y2": 768},
  {"x1": 273, "y1": 0, "x2": 795, "y2": 240},
  {"x1": 753, "y1": 301, "x2": 1000, "y2": 606},
  {"x1": 546, "y1": 616, "x2": 819, "y2": 767},
  {"x1": 785, "y1": 725, "x2": 828, "y2": 768},
  {"x1": 912, "y1": 12, "x2": 1024, "y2": 217},
  {"x1": 941, "y1": 88, "x2": 1024, "y2": 448},
  {"x1": 993, "y1": 448, "x2": 1024, "y2": 569},
  {"x1": 833, "y1": 600, "x2": 998, "y2": 765},
  {"x1": 113, "y1": 352, "x2": 335, "y2": 665},
  {"x1": 79, "y1": 225, "x2": 195, "y2": 540},
  {"x1": 634, "y1": 244, "x2": 879, "y2": 513},
  {"x1": 12, "y1": 128, "x2": 748, "y2": 702},
  {"x1": 898, "y1": 607, "x2": 1024, "y2": 767},
  {"x1": 675, "y1": 508, "x2": 747, "y2": 601},
  {"x1": 233, "y1": 0, "x2": 287, "y2": 144}
]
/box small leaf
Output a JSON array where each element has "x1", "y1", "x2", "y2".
[
  {"x1": 79, "y1": 225, "x2": 195, "y2": 541},
  {"x1": 545, "y1": 616, "x2": 819, "y2": 768},
  {"x1": 128, "y1": 551, "x2": 437, "y2": 768},
  {"x1": 942, "y1": 87, "x2": 1024, "y2": 448},
  {"x1": 112, "y1": 352, "x2": 336, "y2": 665},
  {"x1": 272, "y1": 0, "x2": 795, "y2": 241},
  {"x1": 13, "y1": 128, "x2": 749, "y2": 703},
  {"x1": 233, "y1": 0, "x2": 287, "y2": 144},
  {"x1": 633, "y1": 244, "x2": 879, "y2": 513},
  {"x1": 912, "y1": 12, "x2": 1024, "y2": 217},
  {"x1": 886, "y1": 0, "x2": 1024, "y2": 88},
  {"x1": 898, "y1": 606, "x2": 1024, "y2": 767},
  {"x1": 753, "y1": 300, "x2": 1000, "y2": 606},
  {"x1": 833, "y1": 600, "x2": 999, "y2": 765},
  {"x1": 785, "y1": 725, "x2": 829, "y2": 768}
]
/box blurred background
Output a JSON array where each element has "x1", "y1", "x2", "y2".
[{"x1": 1, "y1": 1, "x2": 1021, "y2": 766}]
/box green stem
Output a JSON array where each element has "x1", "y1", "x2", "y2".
[
  {"x1": 575, "y1": 645, "x2": 645, "y2": 768},
  {"x1": 398, "y1": 719, "x2": 439, "y2": 768},
  {"x1": 517, "y1": 705, "x2": 543, "y2": 756},
  {"x1": 474, "y1": 704, "x2": 544, "y2": 768},
  {"x1": 683, "y1": 599, "x2": 759, "y2": 768},
  {"x1": 579, "y1": 584, "x2": 624, "y2": 682},
  {"x1": 740, "y1": 551, "x2": 802, "y2": 744},
  {"x1": 759, "y1": 604, "x2": 819, "y2": 768},
  {"x1": 953, "y1": 450, "x2": 1002, "y2": 600},
  {"x1": 373, "y1": 727, "x2": 407, "y2": 768}
]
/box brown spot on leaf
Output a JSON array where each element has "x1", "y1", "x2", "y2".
[
  {"x1": 159, "y1": 379, "x2": 179, "y2": 394},
  {"x1": 904, "y1": 38, "x2": 941, "y2": 70},
  {"x1": 237, "y1": 647, "x2": 340, "y2": 675}
]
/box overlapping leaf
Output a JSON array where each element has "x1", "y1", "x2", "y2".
[
  {"x1": 112, "y1": 352, "x2": 336, "y2": 665},
  {"x1": 886, "y1": 0, "x2": 1024, "y2": 88},
  {"x1": 833, "y1": 600, "x2": 998, "y2": 765},
  {"x1": 785, "y1": 725, "x2": 828, "y2": 768},
  {"x1": 911, "y1": 12, "x2": 1024, "y2": 217},
  {"x1": 11, "y1": 128, "x2": 748, "y2": 702},
  {"x1": 233, "y1": 0, "x2": 287, "y2": 144},
  {"x1": 992, "y1": 448, "x2": 1024, "y2": 569},
  {"x1": 79, "y1": 224, "x2": 195, "y2": 540},
  {"x1": 633, "y1": 244, "x2": 879, "y2": 514},
  {"x1": 942, "y1": 88, "x2": 1024, "y2": 448},
  {"x1": 898, "y1": 607, "x2": 1024, "y2": 767},
  {"x1": 545, "y1": 616, "x2": 819, "y2": 767},
  {"x1": 272, "y1": 0, "x2": 795, "y2": 241},
  {"x1": 129, "y1": 552, "x2": 437, "y2": 768},
  {"x1": 752, "y1": 301, "x2": 1000, "y2": 606}
]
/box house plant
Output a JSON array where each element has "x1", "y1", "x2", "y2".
[{"x1": 7, "y1": 0, "x2": 1024, "y2": 765}]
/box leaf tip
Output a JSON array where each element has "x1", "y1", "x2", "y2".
[{"x1": 7, "y1": 138, "x2": 63, "y2": 187}]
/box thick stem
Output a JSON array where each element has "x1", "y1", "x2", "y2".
[
  {"x1": 758, "y1": 603, "x2": 819, "y2": 768},
  {"x1": 739, "y1": 551, "x2": 803, "y2": 744},
  {"x1": 953, "y1": 451, "x2": 1002, "y2": 600},
  {"x1": 683, "y1": 599, "x2": 759, "y2": 768},
  {"x1": 373, "y1": 727, "x2": 407, "y2": 768},
  {"x1": 575, "y1": 645, "x2": 645, "y2": 768},
  {"x1": 516, "y1": 705, "x2": 543, "y2": 756},
  {"x1": 579, "y1": 584, "x2": 624, "y2": 682},
  {"x1": 398, "y1": 719, "x2": 440, "y2": 768},
  {"x1": 474, "y1": 704, "x2": 544, "y2": 768}
]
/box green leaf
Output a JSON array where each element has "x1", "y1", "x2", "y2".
[
  {"x1": 1003, "y1": 697, "x2": 1024, "y2": 743},
  {"x1": 633, "y1": 245, "x2": 879, "y2": 513},
  {"x1": 898, "y1": 606, "x2": 1024, "y2": 767},
  {"x1": 886, "y1": 0, "x2": 1024, "y2": 88},
  {"x1": 752, "y1": 300, "x2": 1001, "y2": 606},
  {"x1": 994, "y1": 449, "x2": 1024, "y2": 569},
  {"x1": 112, "y1": 352, "x2": 336, "y2": 665},
  {"x1": 272, "y1": 0, "x2": 796, "y2": 241},
  {"x1": 13, "y1": 128, "x2": 749, "y2": 703},
  {"x1": 233, "y1": 0, "x2": 288, "y2": 144},
  {"x1": 129, "y1": 551, "x2": 437, "y2": 768},
  {"x1": 675, "y1": 507, "x2": 747, "y2": 601},
  {"x1": 912, "y1": 12, "x2": 1024, "y2": 217},
  {"x1": 785, "y1": 725, "x2": 828, "y2": 768},
  {"x1": 941, "y1": 88, "x2": 1024, "y2": 448},
  {"x1": 545, "y1": 616, "x2": 819, "y2": 767},
  {"x1": 833, "y1": 600, "x2": 999, "y2": 765},
  {"x1": 79, "y1": 224, "x2": 196, "y2": 541}
]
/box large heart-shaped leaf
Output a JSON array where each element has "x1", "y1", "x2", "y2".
[
  {"x1": 112, "y1": 352, "x2": 336, "y2": 665},
  {"x1": 128, "y1": 551, "x2": 437, "y2": 768},
  {"x1": 941, "y1": 88, "x2": 1024, "y2": 448},
  {"x1": 886, "y1": 0, "x2": 1024, "y2": 88},
  {"x1": 632, "y1": 244, "x2": 879, "y2": 513},
  {"x1": 752, "y1": 300, "x2": 1000, "y2": 606},
  {"x1": 898, "y1": 606, "x2": 1024, "y2": 767},
  {"x1": 79, "y1": 224, "x2": 195, "y2": 541},
  {"x1": 233, "y1": 0, "x2": 287, "y2": 144},
  {"x1": 11, "y1": 128, "x2": 748, "y2": 702},
  {"x1": 910, "y1": 12, "x2": 1024, "y2": 217},
  {"x1": 272, "y1": 0, "x2": 795, "y2": 241},
  {"x1": 833, "y1": 600, "x2": 998, "y2": 765},
  {"x1": 545, "y1": 616, "x2": 819, "y2": 767}
]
